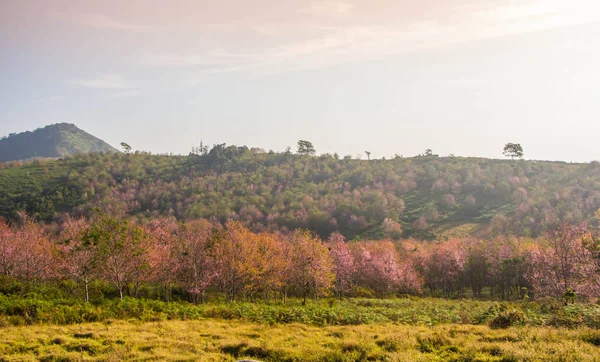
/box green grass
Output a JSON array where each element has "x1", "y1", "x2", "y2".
[
  {"x1": 1, "y1": 319, "x2": 600, "y2": 361},
  {"x1": 2, "y1": 296, "x2": 600, "y2": 360},
  {"x1": 1, "y1": 295, "x2": 600, "y2": 329}
]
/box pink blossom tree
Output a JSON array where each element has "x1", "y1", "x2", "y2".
[
  {"x1": 12, "y1": 213, "x2": 56, "y2": 284},
  {"x1": 327, "y1": 233, "x2": 356, "y2": 299},
  {"x1": 174, "y1": 219, "x2": 218, "y2": 304},
  {"x1": 145, "y1": 217, "x2": 180, "y2": 302},
  {"x1": 0, "y1": 219, "x2": 16, "y2": 277},
  {"x1": 525, "y1": 224, "x2": 599, "y2": 300},
  {"x1": 287, "y1": 230, "x2": 334, "y2": 305},
  {"x1": 57, "y1": 216, "x2": 98, "y2": 302}
]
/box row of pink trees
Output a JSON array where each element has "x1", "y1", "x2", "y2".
[
  {"x1": 0, "y1": 214, "x2": 336, "y2": 304},
  {"x1": 411, "y1": 225, "x2": 600, "y2": 301},
  {"x1": 1, "y1": 213, "x2": 599, "y2": 303}
]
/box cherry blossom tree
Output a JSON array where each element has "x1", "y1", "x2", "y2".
[
  {"x1": 174, "y1": 219, "x2": 218, "y2": 304},
  {"x1": 83, "y1": 212, "x2": 150, "y2": 299},
  {"x1": 57, "y1": 216, "x2": 98, "y2": 302},
  {"x1": 212, "y1": 221, "x2": 254, "y2": 302},
  {"x1": 417, "y1": 239, "x2": 467, "y2": 297},
  {"x1": 145, "y1": 217, "x2": 180, "y2": 302},
  {"x1": 287, "y1": 229, "x2": 334, "y2": 305},
  {"x1": 11, "y1": 213, "x2": 56, "y2": 284},
  {"x1": 0, "y1": 219, "x2": 16, "y2": 277},
  {"x1": 525, "y1": 224, "x2": 599, "y2": 300},
  {"x1": 327, "y1": 233, "x2": 356, "y2": 299},
  {"x1": 354, "y1": 241, "x2": 402, "y2": 294}
]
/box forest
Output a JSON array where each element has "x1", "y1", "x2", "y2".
[{"x1": 1, "y1": 143, "x2": 600, "y2": 242}]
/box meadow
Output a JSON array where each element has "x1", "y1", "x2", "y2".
[
  {"x1": 1, "y1": 296, "x2": 600, "y2": 361},
  {"x1": 2, "y1": 318, "x2": 600, "y2": 361}
]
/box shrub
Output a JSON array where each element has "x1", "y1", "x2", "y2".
[{"x1": 489, "y1": 309, "x2": 525, "y2": 329}]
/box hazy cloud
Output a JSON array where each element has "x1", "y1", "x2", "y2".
[{"x1": 138, "y1": 0, "x2": 600, "y2": 75}]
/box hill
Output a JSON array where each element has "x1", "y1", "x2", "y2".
[
  {"x1": 0, "y1": 123, "x2": 117, "y2": 162},
  {"x1": 0, "y1": 144, "x2": 599, "y2": 240}
]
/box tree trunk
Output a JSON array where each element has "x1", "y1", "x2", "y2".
[{"x1": 84, "y1": 275, "x2": 90, "y2": 303}]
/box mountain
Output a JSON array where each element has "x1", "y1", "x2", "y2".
[
  {"x1": 0, "y1": 123, "x2": 117, "y2": 162},
  {"x1": 1, "y1": 144, "x2": 599, "y2": 241}
]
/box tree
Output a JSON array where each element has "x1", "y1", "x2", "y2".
[
  {"x1": 0, "y1": 219, "x2": 16, "y2": 277},
  {"x1": 297, "y1": 140, "x2": 316, "y2": 156},
  {"x1": 354, "y1": 241, "x2": 405, "y2": 294},
  {"x1": 82, "y1": 212, "x2": 150, "y2": 299},
  {"x1": 365, "y1": 151, "x2": 371, "y2": 160},
  {"x1": 120, "y1": 142, "x2": 132, "y2": 154},
  {"x1": 175, "y1": 220, "x2": 218, "y2": 304},
  {"x1": 11, "y1": 213, "x2": 56, "y2": 283},
  {"x1": 145, "y1": 218, "x2": 180, "y2": 302},
  {"x1": 287, "y1": 230, "x2": 334, "y2": 305},
  {"x1": 525, "y1": 224, "x2": 598, "y2": 300},
  {"x1": 191, "y1": 140, "x2": 209, "y2": 156},
  {"x1": 212, "y1": 221, "x2": 254, "y2": 302},
  {"x1": 417, "y1": 239, "x2": 467, "y2": 297},
  {"x1": 327, "y1": 233, "x2": 356, "y2": 299},
  {"x1": 503, "y1": 143, "x2": 523, "y2": 159},
  {"x1": 57, "y1": 216, "x2": 98, "y2": 302},
  {"x1": 383, "y1": 218, "x2": 403, "y2": 240}
]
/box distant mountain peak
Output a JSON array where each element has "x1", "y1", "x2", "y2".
[{"x1": 0, "y1": 123, "x2": 117, "y2": 162}]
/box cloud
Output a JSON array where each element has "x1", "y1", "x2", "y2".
[
  {"x1": 300, "y1": 2, "x2": 354, "y2": 17},
  {"x1": 63, "y1": 0, "x2": 600, "y2": 81},
  {"x1": 69, "y1": 74, "x2": 133, "y2": 89},
  {"x1": 58, "y1": 12, "x2": 155, "y2": 32},
  {"x1": 171, "y1": 0, "x2": 600, "y2": 75}
]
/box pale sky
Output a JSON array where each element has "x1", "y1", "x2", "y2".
[{"x1": 1, "y1": 0, "x2": 600, "y2": 161}]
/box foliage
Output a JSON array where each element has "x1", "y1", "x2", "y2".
[
  {"x1": 296, "y1": 140, "x2": 316, "y2": 156},
  {"x1": 3, "y1": 215, "x2": 600, "y2": 303},
  {"x1": 502, "y1": 143, "x2": 524, "y2": 159},
  {"x1": 2, "y1": 147, "x2": 600, "y2": 241}
]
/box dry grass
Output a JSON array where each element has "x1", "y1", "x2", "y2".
[{"x1": 1, "y1": 320, "x2": 600, "y2": 361}]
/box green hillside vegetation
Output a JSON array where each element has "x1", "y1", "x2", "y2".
[
  {"x1": 1, "y1": 143, "x2": 599, "y2": 240},
  {"x1": 0, "y1": 123, "x2": 117, "y2": 162}
]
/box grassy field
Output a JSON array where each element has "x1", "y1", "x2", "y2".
[
  {"x1": 1, "y1": 319, "x2": 600, "y2": 361},
  {"x1": 1, "y1": 296, "x2": 600, "y2": 361},
  {"x1": 2, "y1": 295, "x2": 600, "y2": 328}
]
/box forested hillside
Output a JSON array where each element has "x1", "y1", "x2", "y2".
[
  {"x1": 0, "y1": 123, "x2": 117, "y2": 162},
  {"x1": 1, "y1": 144, "x2": 599, "y2": 240}
]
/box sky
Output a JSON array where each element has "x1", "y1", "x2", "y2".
[{"x1": 1, "y1": 0, "x2": 600, "y2": 162}]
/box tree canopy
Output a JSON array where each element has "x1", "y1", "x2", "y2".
[
  {"x1": 0, "y1": 144, "x2": 599, "y2": 240},
  {"x1": 503, "y1": 143, "x2": 524, "y2": 159}
]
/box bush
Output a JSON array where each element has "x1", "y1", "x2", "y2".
[{"x1": 489, "y1": 309, "x2": 525, "y2": 329}]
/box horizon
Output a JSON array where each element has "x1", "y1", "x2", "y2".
[
  {"x1": 2, "y1": 1, "x2": 600, "y2": 162},
  {"x1": 0, "y1": 122, "x2": 595, "y2": 164}
]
